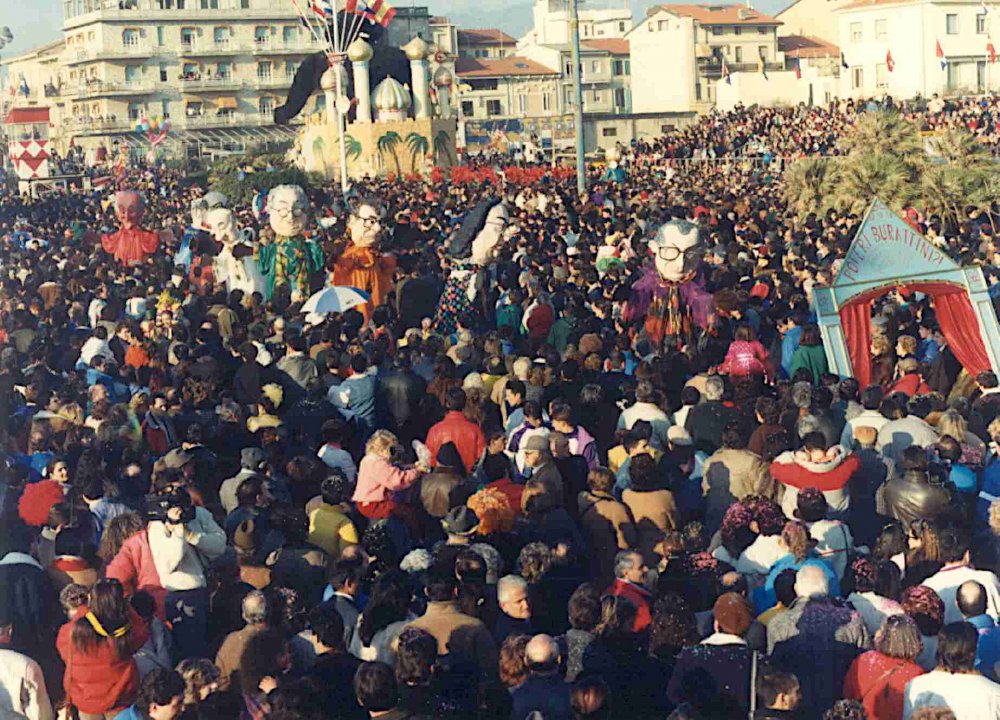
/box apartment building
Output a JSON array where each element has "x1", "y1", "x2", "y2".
[{"x1": 457, "y1": 29, "x2": 517, "y2": 60}]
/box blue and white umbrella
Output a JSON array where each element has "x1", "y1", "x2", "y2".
[{"x1": 301, "y1": 285, "x2": 370, "y2": 315}]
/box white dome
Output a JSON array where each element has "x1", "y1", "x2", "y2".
[{"x1": 374, "y1": 76, "x2": 412, "y2": 112}]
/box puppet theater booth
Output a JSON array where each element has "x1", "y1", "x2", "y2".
[
  {"x1": 814, "y1": 198, "x2": 1000, "y2": 384},
  {"x1": 296, "y1": 36, "x2": 457, "y2": 181}
]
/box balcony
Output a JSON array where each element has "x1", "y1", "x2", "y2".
[
  {"x1": 69, "y1": 80, "x2": 159, "y2": 98},
  {"x1": 179, "y1": 76, "x2": 244, "y2": 91},
  {"x1": 179, "y1": 39, "x2": 241, "y2": 56},
  {"x1": 182, "y1": 112, "x2": 274, "y2": 129},
  {"x1": 64, "y1": 1, "x2": 320, "y2": 30},
  {"x1": 253, "y1": 73, "x2": 295, "y2": 89},
  {"x1": 64, "y1": 117, "x2": 137, "y2": 136},
  {"x1": 65, "y1": 43, "x2": 154, "y2": 65},
  {"x1": 251, "y1": 38, "x2": 323, "y2": 55},
  {"x1": 700, "y1": 60, "x2": 783, "y2": 77}
]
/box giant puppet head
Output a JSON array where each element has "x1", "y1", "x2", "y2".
[
  {"x1": 267, "y1": 185, "x2": 308, "y2": 238},
  {"x1": 115, "y1": 191, "x2": 145, "y2": 230},
  {"x1": 204, "y1": 207, "x2": 238, "y2": 246},
  {"x1": 190, "y1": 191, "x2": 228, "y2": 230},
  {"x1": 347, "y1": 198, "x2": 383, "y2": 249},
  {"x1": 649, "y1": 219, "x2": 703, "y2": 283},
  {"x1": 447, "y1": 198, "x2": 513, "y2": 266}
]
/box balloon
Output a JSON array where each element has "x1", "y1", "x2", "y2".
[
  {"x1": 135, "y1": 123, "x2": 144, "y2": 133},
  {"x1": 149, "y1": 117, "x2": 160, "y2": 131},
  {"x1": 162, "y1": 119, "x2": 171, "y2": 132}
]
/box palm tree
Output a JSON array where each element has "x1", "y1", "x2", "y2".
[
  {"x1": 376, "y1": 131, "x2": 402, "y2": 175},
  {"x1": 928, "y1": 127, "x2": 992, "y2": 167},
  {"x1": 405, "y1": 132, "x2": 430, "y2": 169},
  {"x1": 839, "y1": 111, "x2": 922, "y2": 161},
  {"x1": 783, "y1": 157, "x2": 838, "y2": 216},
  {"x1": 311, "y1": 135, "x2": 328, "y2": 175},
  {"x1": 344, "y1": 134, "x2": 362, "y2": 163},
  {"x1": 830, "y1": 153, "x2": 914, "y2": 215},
  {"x1": 920, "y1": 164, "x2": 971, "y2": 226},
  {"x1": 433, "y1": 129, "x2": 454, "y2": 165}
]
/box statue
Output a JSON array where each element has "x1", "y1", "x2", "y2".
[
  {"x1": 332, "y1": 198, "x2": 396, "y2": 323},
  {"x1": 206, "y1": 207, "x2": 266, "y2": 298},
  {"x1": 434, "y1": 198, "x2": 511, "y2": 336},
  {"x1": 101, "y1": 190, "x2": 160, "y2": 265},
  {"x1": 256, "y1": 185, "x2": 324, "y2": 301},
  {"x1": 623, "y1": 220, "x2": 715, "y2": 348},
  {"x1": 176, "y1": 191, "x2": 227, "y2": 271}
]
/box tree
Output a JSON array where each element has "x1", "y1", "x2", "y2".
[
  {"x1": 345, "y1": 134, "x2": 362, "y2": 163},
  {"x1": 376, "y1": 131, "x2": 402, "y2": 175},
  {"x1": 405, "y1": 132, "x2": 429, "y2": 169},
  {"x1": 433, "y1": 129, "x2": 455, "y2": 165},
  {"x1": 839, "y1": 110, "x2": 922, "y2": 161},
  {"x1": 783, "y1": 157, "x2": 837, "y2": 216},
  {"x1": 830, "y1": 153, "x2": 914, "y2": 215},
  {"x1": 927, "y1": 127, "x2": 992, "y2": 167}
]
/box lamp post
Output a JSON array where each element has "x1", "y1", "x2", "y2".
[
  {"x1": 568, "y1": 0, "x2": 586, "y2": 197},
  {"x1": 0, "y1": 27, "x2": 14, "y2": 176}
]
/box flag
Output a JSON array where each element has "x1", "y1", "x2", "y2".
[
  {"x1": 369, "y1": 0, "x2": 396, "y2": 27},
  {"x1": 841, "y1": 51, "x2": 849, "y2": 69},
  {"x1": 990, "y1": 37, "x2": 997, "y2": 63},
  {"x1": 886, "y1": 49, "x2": 895, "y2": 72},
  {"x1": 310, "y1": 0, "x2": 333, "y2": 18},
  {"x1": 345, "y1": 0, "x2": 371, "y2": 13},
  {"x1": 721, "y1": 56, "x2": 731, "y2": 84},
  {"x1": 793, "y1": 55, "x2": 801, "y2": 79},
  {"x1": 18, "y1": 75, "x2": 28, "y2": 98},
  {"x1": 936, "y1": 39, "x2": 947, "y2": 70},
  {"x1": 758, "y1": 56, "x2": 768, "y2": 81}
]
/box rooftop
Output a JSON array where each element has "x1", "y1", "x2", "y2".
[
  {"x1": 582, "y1": 38, "x2": 630, "y2": 54},
  {"x1": 836, "y1": 0, "x2": 912, "y2": 10},
  {"x1": 457, "y1": 28, "x2": 518, "y2": 46},
  {"x1": 651, "y1": 3, "x2": 782, "y2": 25},
  {"x1": 778, "y1": 34, "x2": 839, "y2": 58},
  {"x1": 455, "y1": 55, "x2": 559, "y2": 78}
]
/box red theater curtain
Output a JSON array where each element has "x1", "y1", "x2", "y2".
[
  {"x1": 839, "y1": 297, "x2": 873, "y2": 387},
  {"x1": 931, "y1": 286, "x2": 991, "y2": 378}
]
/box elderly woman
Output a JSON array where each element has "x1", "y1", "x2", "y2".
[
  {"x1": 900, "y1": 585, "x2": 946, "y2": 671},
  {"x1": 843, "y1": 614, "x2": 925, "y2": 720},
  {"x1": 352, "y1": 429, "x2": 427, "y2": 522},
  {"x1": 756, "y1": 520, "x2": 839, "y2": 613}
]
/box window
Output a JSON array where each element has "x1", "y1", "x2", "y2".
[
  {"x1": 217, "y1": 62, "x2": 232, "y2": 78},
  {"x1": 200, "y1": 0, "x2": 219, "y2": 8},
  {"x1": 613, "y1": 87, "x2": 626, "y2": 108},
  {"x1": 657, "y1": 20, "x2": 668, "y2": 31},
  {"x1": 254, "y1": 27, "x2": 269, "y2": 44},
  {"x1": 185, "y1": 101, "x2": 202, "y2": 116},
  {"x1": 159, "y1": 63, "x2": 168, "y2": 82},
  {"x1": 259, "y1": 97, "x2": 274, "y2": 115},
  {"x1": 695, "y1": 82, "x2": 702, "y2": 101},
  {"x1": 876, "y1": 62, "x2": 887, "y2": 88},
  {"x1": 946, "y1": 60, "x2": 959, "y2": 88},
  {"x1": 156, "y1": 26, "x2": 165, "y2": 45},
  {"x1": 282, "y1": 26, "x2": 297, "y2": 44},
  {"x1": 161, "y1": 99, "x2": 170, "y2": 118},
  {"x1": 602, "y1": 127, "x2": 617, "y2": 137},
  {"x1": 850, "y1": 22, "x2": 861, "y2": 41},
  {"x1": 759, "y1": 46, "x2": 768, "y2": 61},
  {"x1": 284, "y1": 61, "x2": 296, "y2": 77},
  {"x1": 648, "y1": 23, "x2": 654, "y2": 32},
  {"x1": 180, "y1": 27, "x2": 195, "y2": 46},
  {"x1": 123, "y1": 29, "x2": 140, "y2": 46},
  {"x1": 241, "y1": 0, "x2": 250, "y2": 8},
  {"x1": 486, "y1": 99, "x2": 502, "y2": 115},
  {"x1": 735, "y1": 46, "x2": 743, "y2": 62},
  {"x1": 517, "y1": 94, "x2": 526, "y2": 113},
  {"x1": 542, "y1": 93, "x2": 551, "y2": 111},
  {"x1": 946, "y1": 14, "x2": 958, "y2": 34},
  {"x1": 565, "y1": 88, "x2": 574, "y2": 107},
  {"x1": 125, "y1": 65, "x2": 141, "y2": 83},
  {"x1": 461, "y1": 100, "x2": 474, "y2": 116},
  {"x1": 214, "y1": 27, "x2": 228, "y2": 44},
  {"x1": 618, "y1": 21, "x2": 625, "y2": 31},
  {"x1": 128, "y1": 102, "x2": 142, "y2": 121},
  {"x1": 182, "y1": 62, "x2": 199, "y2": 78},
  {"x1": 875, "y1": 19, "x2": 887, "y2": 39},
  {"x1": 734, "y1": 27, "x2": 741, "y2": 35},
  {"x1": 758, "y1": 26, "x2": 767, "y2": 34},
  {"x1": 468, "y1": 78, "x2": 497, "y2": 91},
  {"x1": 257, "y1": 61, "x2": 273, "y2": 79},
  {"x1": 852, "y1": 66, "x2": 863, "y2": 89},
  {"x1": 978, "y1": 14, "x2": 987, "y2": 34},
  {"x1": 592, "y1": 89, "x2": 602, "y2": 103},
  {"x1": 564, "y1": 61, "x2": 572, "y2": 75},
  {"x1": 613, "y1": 59, "x2": 625, "y2": 75},
  {"x1": 712, "y1": 26, "x2": 722, "y2": 35},
  {"x1": 590, "y1": 60, "x2": 600, "y2": 73}
]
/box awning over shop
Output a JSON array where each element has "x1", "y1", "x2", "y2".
[{"x1": 214, "y1": 97, "x2": 238, "y2": 110}]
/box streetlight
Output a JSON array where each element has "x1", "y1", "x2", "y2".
[{"x1": 568, "y1": 0, "x2": 586, "y2": 197}]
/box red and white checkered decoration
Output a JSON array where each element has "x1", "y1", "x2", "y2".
[{"x1": 9, "y1": 139, "x2": 50, "y2": 180}]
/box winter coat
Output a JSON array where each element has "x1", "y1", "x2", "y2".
[
  {"x1": 790, "y1": 344, "x2": 828, "y2": 385},
  {"x1": 685, "y1": 400, "x2": 739, "y2": 454},
  {"x1": 405, "y1": 601, "x2": 498, "y2": 676},
  {"x1": 425, "y1": 411, "x2": 486, "y2": 475},
  {"x1": 843, "y1": 651, "x2": 924, "y2": 720},
  {"x1": 622, "y1": 488, "x2": 679, "y2": 567},
  {"x1": 352, "y1": 455, "x2": 422, "y2": 505},
  {"x1": 720, "y1": 340, "x2": 771, "y2": 380},
  {"x1": 702, "y1": 447, "x2": 771, "y2": 530},
  {"x1": 57, "y1": 606, "x2": 150, "y2": 715},
  {"x1": 890, "y1": 373, "x2": 931, "y2": 398},
  {"x1": 668, "y1": 634, "x2": 755, "y2": 715},
  {"x1": 880, "y1": 472, "x2": 953, "y2": 528},
  {"x1": 577, "y1": 490, "x2": 637, "y2": 581},
  {"x1": 419, "y1": 468, "x2": 472, "y2": 518},
  {"x1": 606, "y1": 578, "x2": 652, "y2": 632},
  {"x1": 770, "y1": 447, "x2": 860, "y2": 521}
]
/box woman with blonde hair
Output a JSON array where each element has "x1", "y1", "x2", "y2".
[
  {"x1": 758, "y1": 520, "x2": 840, "y2": 611},
  {"x1": 175, "y1": 658, "x2": 221, "y2": 718},
  {"x1": 351, "y1": 429, "x2": 427, "y2": 521},
  {"x1": 936, "y1": 408, "x2": 986, "y2": 467}
]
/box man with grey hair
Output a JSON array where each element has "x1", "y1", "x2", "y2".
[
  {"x1": 685, "y1": 374, "x2": 737, "y2": 454},
  {"x1": 767, "y1": 565, "x2": 869, "y2": 715},
  {"x1": 510, "y1": 635, "x2": 572, "y2": 720},
  {"x1": 214, "y1": 590, "x2": 269, "y2": 691},
  {"x1": 608, "y1": 550, "x2": 652, "y2": 633},
  {"x1": 495, "y1": 574, "x2": 532, "y2": 644}
]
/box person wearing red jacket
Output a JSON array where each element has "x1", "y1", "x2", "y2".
[
  {"x1": 606, "y1": 550, "x2": 653, "y2": 633},
  {"x1": 770, "y1": 431, "x2": 860, "y2": 522},
  {"x1": 56, "y1": 579, "x2": 150, "y2": 719},
  {"x1": 425, "y1": 387, "x2": 486, "y2": 475},
  {"x1": 890, "y1": 358, "x2": 932, "y2": 398}
]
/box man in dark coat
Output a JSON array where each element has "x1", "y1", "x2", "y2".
[
  {"x1": 510, "y1": 635, "x2": 572, "y2": 720},
  {"x1": 376, "y1": 351, "x2": 428, "y2": 445},
  {"x1": 685, "y1": 375, "x2": 738, "y2": 454},
  {"x1": 925, "y1": 328, "x2": 961, "y2": 394}
]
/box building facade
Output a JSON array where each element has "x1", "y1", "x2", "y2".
[
  {"x1": 837, "y1": 0, "x2": 1000, "y2": 99},
  {"x1": 520, "y1": 0, "x2": 632, "y2": 47},
  {"x1": 777, "y1": 0, "x2": 854, "y2": 46},
  {"x1": 628, "y1": 4, "x2": 782, "y2": 113},
  {"x1": 457, "y1": 29, "x2": 517, "y2": 60}
]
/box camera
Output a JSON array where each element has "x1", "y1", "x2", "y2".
[{"x1": 144, "y1": 490, "x2": 195, "y2": 524}]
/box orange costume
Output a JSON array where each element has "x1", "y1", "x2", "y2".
[
  {"x1": 332, "y1": 244, "x2": 396, "y2": 322},
  {"x1": 101, "y1": 190, "x2": 160, "y2": 265}
]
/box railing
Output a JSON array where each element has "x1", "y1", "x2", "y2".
[
  {"x1": 179, "y1": 76, "x2": 243, "y2": 90},
  {"x1": 179, "y1": 39, "x2": 239, "y2": 55},
  {"x1": 252, "y1": 38, "x2": 322, "y2": 54},
  {"x1": 253, "y1": 73, "x2": 295, "y2": 88},
  {"x1": 182, "y1": 112, "x2": 274, "y2": 128},
  {"x1": 69, "y1": 80, "x2": 156, "y2": 98},
  {"x1": 66, "y1": 43, "x2": 154, "y2": 64},
  {"x1": 63, "y1": 118, "x2": 137, "y2": 134}
]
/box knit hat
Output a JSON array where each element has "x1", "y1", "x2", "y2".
[{"x1": 713, "y1": 592, "x2": 754, "y2": 636}]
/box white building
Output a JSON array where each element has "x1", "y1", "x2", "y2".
[
  {"x1": 628, "y1": 3, "x2": 782, "y2": 112},
  {"x1": 777, "y1": 0, "x2": 855, "y2": 46},
  {"x1": 837, "y1": 0, "x2": 1000, "y2": 99},
  {"x1": 519, "y1": 0, "x2": 632, "y2": 47}
]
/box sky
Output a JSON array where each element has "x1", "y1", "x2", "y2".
[{"x1": 3, "y1": 0, "x2": 793, "y2": 58}]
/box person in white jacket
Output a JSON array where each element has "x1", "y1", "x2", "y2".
[{"x1": 0, "y1": 622, "x2": 54, "y2": 720}]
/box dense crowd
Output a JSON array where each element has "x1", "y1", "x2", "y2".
[{"x1": 3, "y1": 96, "x2": 1000, "y2": 720}]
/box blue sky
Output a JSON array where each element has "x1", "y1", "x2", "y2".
[{"x1": 5, "y1": 0, "x2": 793, "y2": 58}]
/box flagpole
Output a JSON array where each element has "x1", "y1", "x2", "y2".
[{"x1": 330, "y1": 0, "x2": 350, "y2": 195}]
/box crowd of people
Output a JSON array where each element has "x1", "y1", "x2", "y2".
[{"x1": 2, "y1": 96, "x2": 1000, "y2": 720}]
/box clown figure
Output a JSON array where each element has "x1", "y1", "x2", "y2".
[
  {"x1": 101, "y1": 190, "x2": 160, "y2": 265},
  {"x1": 434, "y1": 198, "x2": 512, "y2": 337},
  {"x1": 332, "y1": 198, "x2": 396, "y2": 323},
  {"x1": 206, "y1": 208, "x2": 266, "y2": 297},
  {"x1": 256, "y1": 184, "x2": 324, "y2": 301},
  {"x1": 623, "y1": 219, "x2": 715, "y2": 349}
]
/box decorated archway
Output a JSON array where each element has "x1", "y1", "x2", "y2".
[{"x1": 812, "y1": 199, "x2": 1000, "y2": 384}]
